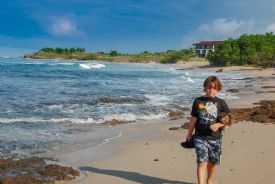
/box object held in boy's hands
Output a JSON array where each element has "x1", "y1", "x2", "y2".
[{"x1": 217, "y1": 112, "x2": 233, "y2": 130}]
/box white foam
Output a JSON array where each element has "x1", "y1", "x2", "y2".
[
  {"x1": 0, "y1": 56, "x2": 12, "y2": 59},
  {"x1": 43, "y1": 104, "x2": 64, "y2": 109},
  {"x1": 139, "y1": 113, "x2": 166, "y2": 120},
  {"x1": 22, "y1": 62, "x2": 44, "y2": 65},
  {"x1": 102, "y1": 113, "x2": 137, "y2": 123},
  {"x1": 187, "y1": 77, "x2": 194, "y2": 83},
  {"x1": 59, "y1": 62, "x2": 75, "y2": 65},
  {"x1": 217, "y1": 92, "x2": 240, "y2": 100},
  {"x1": 145, "y1": 94, "x2": 171, "y2": 105},
  {"x1": 0, "y1": 118, "x2": 49, "y2": 124},
  {"x1": 0, "y1": 117, "x2": 97, "y2": 124},
  {"x1": 79, "y1": 63, "x2": 106, "y2": 69},
  {"x1": 52, "y1": 117, "x2": 97, "y2": 124},
  {"x1": 103, "y1": 131, "x2": 123, "y2": 143}
]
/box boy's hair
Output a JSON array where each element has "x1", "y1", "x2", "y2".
[{"x1": 203, "y1": 76, "x2": 222, "y2": 91}]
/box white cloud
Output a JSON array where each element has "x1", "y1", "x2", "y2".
[
  {"x1": 48, "y1": 17, "x2": 84, "y2": 37},
  {"x1": 197, "y1": 19, "x2": 254, "y2": 39},
  {"x1": 265, "y1": 23, "x2": 275, "y2": 32},
  {"x1": 182, "y1": 18, "x2": 255, "y2": 47}
]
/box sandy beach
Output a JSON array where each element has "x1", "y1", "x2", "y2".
[{"x1": 58, "y1": 62, "x2": 275, "y2": 184}]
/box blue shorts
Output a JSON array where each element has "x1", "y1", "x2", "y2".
[{"x1": 193, "y1": 136, "x2": 222, "y2": 165}]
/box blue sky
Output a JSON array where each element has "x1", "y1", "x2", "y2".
[{"x1": 1, "y1": 0, "x2": 275, "y2": 56}]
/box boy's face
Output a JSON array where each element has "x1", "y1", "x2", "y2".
[{"x1": 204, "y1": 82, "x2": 218, "y2": 98}]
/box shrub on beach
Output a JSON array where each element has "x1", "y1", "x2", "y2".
[
  {"x1": 208, "y1": 32, "x2": 275, "y2": 68},
  {"x1": 160, "y1": 49, "x2": 195, "y2": 64}
]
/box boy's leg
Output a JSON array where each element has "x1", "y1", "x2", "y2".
[
  {"x1": 207, "y1": 139, "x2": 222, "y2": 184},
  {"x1": 207, "y1": 161, "x2": 216, "y2": 184},
  {"x1": 197, "y1": 162, "x2": 207, "y2": 184},
  {"x1": 194, "y1": 137, "x2": 209, "y2": 184}
]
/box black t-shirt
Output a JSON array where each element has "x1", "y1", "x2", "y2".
[{"x1": 191, "y1": 96, "x2": 230, "y2": 140}]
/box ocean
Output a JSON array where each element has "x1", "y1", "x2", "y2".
[{"x1": 0, "y1": 57, "x2": 243, "y2": 158}]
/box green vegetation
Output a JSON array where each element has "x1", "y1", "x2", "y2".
[
  {"x1": 40, "y1": 47, "x2": 85, "y2": 54},
  {"x1": 207, "y1": 33, "x2": 275, "y2": 68},
  {"x1": 24, "y1": 48, "x2": 196, "y2": 64},
  {"x1": 159, "y1": 49, "x2": 195, "y2": 64}
]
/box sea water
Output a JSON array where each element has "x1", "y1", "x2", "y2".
[{"x1": 0, "y1": 57, "x2": 244, "y2": 158}]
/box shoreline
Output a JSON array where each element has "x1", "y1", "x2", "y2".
[{"x1": 57, "y1": 64, "x2": 275, "y2": 184}]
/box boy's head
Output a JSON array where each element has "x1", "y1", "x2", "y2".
[{"x1": 203, "y1": 76, "x2": 222, "y2": 97}]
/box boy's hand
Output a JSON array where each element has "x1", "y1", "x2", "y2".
[
  {"x1": 186, "y1": 134, "x2": 192, "y2": 141},
  {"x1": 209, "y1": 123, "x2": 224, "y2": 132}
]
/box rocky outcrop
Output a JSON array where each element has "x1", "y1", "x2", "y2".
[
  {"x1": 226, "y1": 89, "x2": 240, "y2": 93},
  {"x1": 0, "y1": 157, "x2": 79, "y2": 183},
  {"x1": 231, "y1": 100, "x2": 275, "y2": 124},
  {"x1": 99, "y1": 97, "x2": 148, "y2": 104},
  {"x1": 168, "y1": 107, "x2": 189, "y2": 120},
  {"x1": 216, "y1": 68, "x2": 223, "y2": 72},
  {"x1": 103, "y1": 119, "x2": 135, "y2": 126}
]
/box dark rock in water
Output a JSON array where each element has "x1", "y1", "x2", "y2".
[
  {"x1": 168, "y1": 110, "x2": 185, "y2": 120},
  {"x1": 99, "y1": 97, "x2": 148, "y2": 104},
  {"x1": 103, "y1": 119, "x2": 135, "y2": 126},
  {"x1": 178, "y1": 107, "x2": 190, "y2": 111},
  {"x1": 233, "y1": 77, "x2": 254, "y2": 80},
  {"x1": 171, "y1": 105, "x2": 189, "y2": 112},
  {"x1": 261, "y1": 86, "x2": 275, "y2": 89},
  {"x1": 231, "y1": 100, "x2": 275, "y2": 124},
  {"x1": 0, "y1": 157, "x2": 79, "y2": 184},
  {"x1": 216, "y1": 68, "x2": 223, "y2": 73},
  {"x1": 181, "y1": 123, "x2": 189, "y2": 129},
  {"x1": 269, "y1": 115, "x2": 275, "y2": 119},
  {"x1": 169, "y1": 127, "x2": 182, "y2": 130},
  {"x1": 226, "y1": 89, "x2": 239, "y2": 93}
]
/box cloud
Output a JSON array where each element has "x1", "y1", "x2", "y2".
[
  {"x1": 48, "y1": 17, "x2": 85, "y2": 37},
  {"x1": 182, "y1": 18, "x2": 255, "y2": 47},
  {"x1": 265, "y1": 23, "x2": 275, "y2": 32},
  {"x1": 197, "y1": 19, "x2": 255, "y2": 39}
]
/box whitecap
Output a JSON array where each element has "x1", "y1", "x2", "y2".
[
  {"x1": 145, "y1": 94, "x2": 171, "y2": 105},
  {"x1": 79, "y1": 63, "x2": 106, "y2": 69},
  {"x1": 187, "y1": 77, "x2": 194, "y2": 83},
  {"x1": 102, "y1": 113, "x2": 137, "y2": 123},
  {"x1": 51, "y1": 117, "x2": 96, "y2": 124},
  {"x1": 0, "y1": 118, "x2": 49, "y2": 124},
  {"x1": 139, "y1": 113, "x2": 166, "y2": 120},
  {"x1": 0, "y1": 56, "x2": 12, "y2": 59},
  {"x1": 59, "y1": 62, "x2": 75, "y2": 66},
  {"x1": 217, "y1": 93, "x2": 240, "y2": 100}
]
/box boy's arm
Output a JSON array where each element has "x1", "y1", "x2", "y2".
[
  {"x1": 186, "y1": 116, "x2": 197, "y2": 141},
  {"x1": 209, "y1": 123, "x2": 225, "y2": 132}
]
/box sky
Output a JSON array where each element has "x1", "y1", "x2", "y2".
[{"x1": 1, "y1": 0, "x2": 275, "y2": 56}]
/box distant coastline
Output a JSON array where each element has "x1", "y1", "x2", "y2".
[{"x1": 22, "y1": 47, "x2": 204, "y2": 64}]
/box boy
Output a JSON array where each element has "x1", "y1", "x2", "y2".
[{"x1": 186, "y1": 76, "x2": 230, "y2": 184}]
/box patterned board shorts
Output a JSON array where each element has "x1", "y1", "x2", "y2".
[{"x1": 193, "y1": 136, "x2": 222, "y2": 165}]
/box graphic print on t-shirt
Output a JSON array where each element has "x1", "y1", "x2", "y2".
[{"x1": 198, "y1": 101, "x2": 218, "y2": 125}]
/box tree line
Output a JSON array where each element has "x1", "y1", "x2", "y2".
[
  {"x1": 37, "y1": 48, "x2": 196, "y2": 63},
  {"x1": 40, "y1": 48, "x2": 85, "y2": 54},
  {"x1": 207, "y1": 33, "x2": 275, "y2": 68}
]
